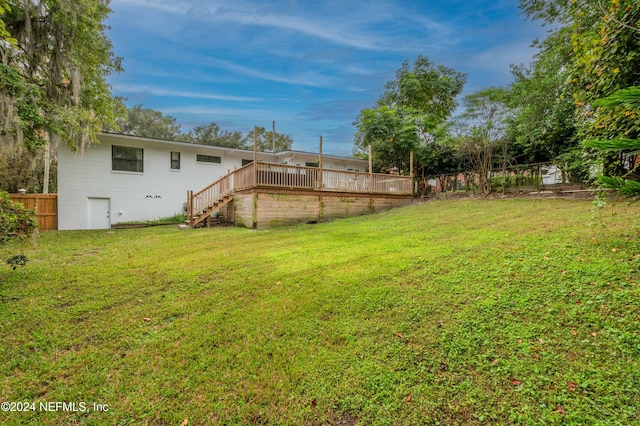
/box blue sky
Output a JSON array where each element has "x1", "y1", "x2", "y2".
[{"x1": 106, "y1": 0, "x2": 547, "y2": 155}]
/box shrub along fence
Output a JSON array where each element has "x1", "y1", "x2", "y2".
[
  {"x1": 8, "y1": 194, "x2": 57, "y2": 231},
  {"x1": 428, "y1": 163, "x2": 587, "y2": 195}
]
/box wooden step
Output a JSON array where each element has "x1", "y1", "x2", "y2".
[{"x1": 188, "y1": 189, "x2": 234, "y2": 228}]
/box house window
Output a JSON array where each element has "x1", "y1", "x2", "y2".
[
  {"x1": 241, "y1": 159, "x2": 253, "y2": 166},
  {"x1": 196, "y1": 154, "x2": 221, "y2": 164},
  {"x1": 306, "y1": 162, "x2": 319, "y2": 168},
  {"x1": 112, "y1": 145, "x2": 143, "y2": 172},
  {"x1": 171, "y1": 151, "x2": 180, "y2": 170}
]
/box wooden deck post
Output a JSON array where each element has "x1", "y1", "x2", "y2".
[
  {"x1": 253, "y1": 125, "x2": 258, "y2": 186},
  {"x1": 319, "y1": 136, "x2": 324, "y2": 219},
  {"x1": 410, "y1": 151, "x2": 414, "y2": 195},
  {"x1": 253, "y1": 126, "x2": 259, "y2": 229},
  {"x1": 318, "y1": 136, "x2": 323, "y2": 190},
  {"x1": 368, "y1": 144, "x2": 373, "y2": 193},
  {"x1": 187, "y1": 190, "x2": 193, "y2": 225},
  {"x1": 410, "y1": 151, "x2": 414, "y2": 178}
]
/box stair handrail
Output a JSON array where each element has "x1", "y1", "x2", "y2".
[{"x1": 188, "y1": 162, "x2": 256, "y2": 224}]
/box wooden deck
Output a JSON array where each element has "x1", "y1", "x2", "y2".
[{"x1": 187, "y1": 162, "x2": 413, "y2": 228}]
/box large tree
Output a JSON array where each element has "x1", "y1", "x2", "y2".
[
  {"x1": 1, "y1": 0, "x2": 122, "y2": 151},
  {"x1": 0, "y1": 1, "x2": 10, "y2": 42},
  {"x1": 379, "y1": 55, "x2": 467, "y2": 120},
  {"x1": 519, "y1": 0, "x2": 640, "y2": 180},
  {"x1": 188, "y1": 122, "x2": 246, "y2": 149},
  {"x1": 453, "y1": 87, "x2": 511, "y2": 195},
  {"x1": 507, "y1": 27, "x2": 577, "y2": 164},
  {"x1": 113, "y1": 105, "x2": 186, "y2": 141},
  {"x1": 354, "y1": 55, "x2": 466, "y2": 173},
  {"x1": 0, "y1": 150, "x2": 54, "y2": 192},
  {"x1": 246, "y1": 126, "x2": 293, "y2": 152},
  {"x1": 568, "y1": 1, "x2": 640, "y2": 142},
  {"x1": 1, "y1": 1, "x2": 121, "y2": 194},
  {"x1": 353, "y1": 106, "x2": 419, "y2": 173}
]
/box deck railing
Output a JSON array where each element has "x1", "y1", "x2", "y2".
[
  {"x1": 254, "y1": 162, "x2": 412, "y2": 194},
  {"x1": 256, "y1": 163, "x2": 318, "y2": 189},
  {"x1": 188, "y1": 161, "x2": 412, "y2": 223},
  {"x1": 233, "y1": 162, "x2": 256, "y2": 191}
]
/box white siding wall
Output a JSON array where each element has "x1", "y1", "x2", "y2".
[{"x1": 58, "y1": 135, "x2": 255, "y2": 230}]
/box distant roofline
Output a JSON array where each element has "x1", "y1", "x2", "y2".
[
  {"x1": 275, "y1": 150, "x2": 366, "y2": 164},
  {"x1": 99, "y1": 132, "x2": 366, "y2": 163}
]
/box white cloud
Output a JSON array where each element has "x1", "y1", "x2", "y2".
[
  {"x1": 113, "y1": 84, "x2": 263, "y2": 102},
  {"x1": 163, "y1": 107, "x2": 263, "y2": 115},
  {"x1": 162, "y1": 106, "x2": 293, "y2": 122},
  {"x1": 110, "y1": 0, "x2": 189, "y2": 14},
  {"x1": 121, "y1": 0, "x2": 450, "y2": 53},
  {"x1": 209, "y1": 8, "x2": 384, "y2": 51},
  {"x1": 208, "y1": 59, "x2": 340, "y2": 88}
]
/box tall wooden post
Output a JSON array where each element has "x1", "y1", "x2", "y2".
[
  {"x1": 409, "y1": 151, "x2": 414, "y2": 195},
  {"x1": 409, "y1": 151, "x2": 414, "y2": 178},
  {"x1": 252, "y1": 126, "x2": 259, "y2": 228},
  {"x1": 253, "y1": 125, "x2": 258, "y2": 186},
  {"x1": 187, "y1": 190, "x2": 193, "y2": 225},
  {"x1": 318, "y1": 136, "x2": 323, "y2": 190},
  {"x1": 368, "y1": 144, "x2": 373, "y2": 193},
  {"x1": 272, "y1": 120, "x2": 276, "y2": 152},
  {"x1": 319, "y1": 136, "x2": 323, "y2": 220}
]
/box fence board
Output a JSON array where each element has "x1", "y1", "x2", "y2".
[{"x1": 8, "y1": 194, "x2": 58, "y2": 231}]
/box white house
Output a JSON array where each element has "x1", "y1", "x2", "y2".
[{"x1": 57, "y1": 133, "x2": 367, "y2": 230}]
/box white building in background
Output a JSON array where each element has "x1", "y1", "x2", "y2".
[
  {"x1": 540, "y1": 165, "x2": 564, "y2": 185},
  {"x1": 57, "y1": 133, "x2": 367, "y2": 230}
]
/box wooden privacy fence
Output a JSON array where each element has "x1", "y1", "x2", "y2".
[{"x1": 9, "y1": 194, "x2": 58, "y2": 231}]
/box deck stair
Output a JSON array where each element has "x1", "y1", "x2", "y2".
[
  {"x1": 187, "y1": 172, "x2": 235, "y2": 227},
  {"x1": 188, "y1": 195, "x2": 232, "y2": 227}
]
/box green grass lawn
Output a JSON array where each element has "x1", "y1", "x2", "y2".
[{"x1": 1, "y1": 198, "x2": 639, "y2": 425}]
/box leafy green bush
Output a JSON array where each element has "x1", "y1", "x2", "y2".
[
  {"x1": 584, "y1": 86, "x2": 640, "y2": 200},
  {"x1": 491, "y1": 175, "x2": 514, "y2": 192},
  {"x1": 0, "y1": 191, "x2": 38, "y2": 246},
  {"x1": 491, "y1": 174, "x2": 540, "y2": 192}
]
